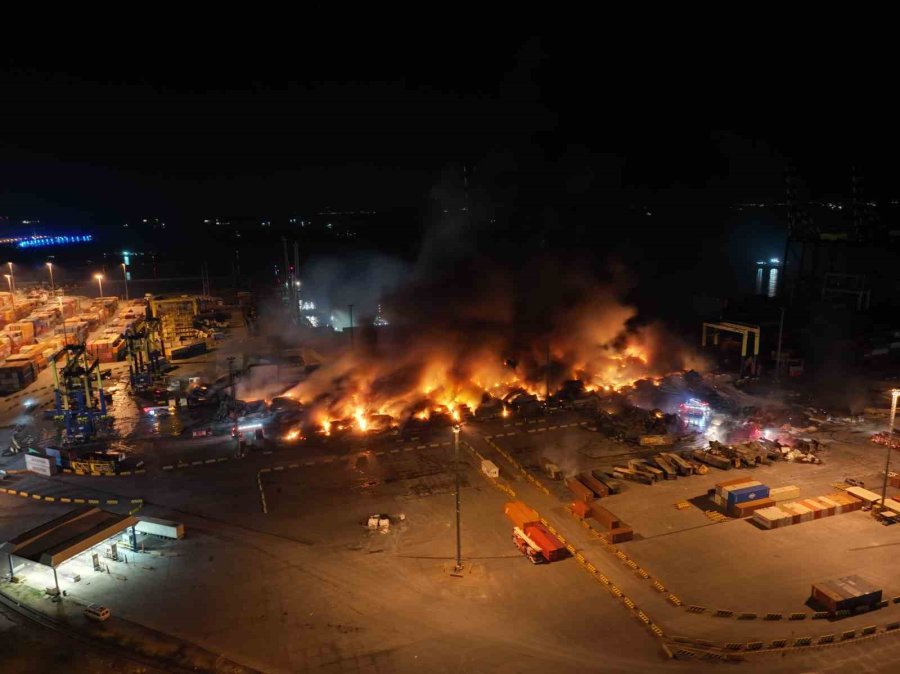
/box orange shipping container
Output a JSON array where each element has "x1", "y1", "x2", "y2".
[{"x1": 504, "y1": 501, "x2": 540, "y2": 529}]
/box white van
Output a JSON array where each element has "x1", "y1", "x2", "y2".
[{"x1": 84, "y1": 604, "x2": 111, "y2": 622}]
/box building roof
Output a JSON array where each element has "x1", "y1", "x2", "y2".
[{"x1": 0, "y1": 507, "x2": 138, "y2": 568}]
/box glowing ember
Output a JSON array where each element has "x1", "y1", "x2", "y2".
[{"x1": 284, "y1": 429, "x2": 302, "y2": 441}]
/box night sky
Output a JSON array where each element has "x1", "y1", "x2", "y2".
[{"x1": 1, "y1": 34, "x2": 896, "y2": 312}]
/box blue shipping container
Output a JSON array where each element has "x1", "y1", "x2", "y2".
[{"x1": 727, "y1": 484, "x2": 770, "y2": 505}]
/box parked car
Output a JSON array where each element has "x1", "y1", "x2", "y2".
[{"x1": 84, "y1": 604, "x2": 111, "y2": 622}]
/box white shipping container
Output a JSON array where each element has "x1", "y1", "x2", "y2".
[
  {"x1": 481, "y1": 460, "x2": 499, "y2": 479},
  {"x1": 846, "y1": 486, "x2": 881, "y2": 504},
  {"x1": 770, "y1": 485, "x2": 801, "y2": 502},
  {"x1": 135, "y1": 517, "x2": 184, "y2": 539}
]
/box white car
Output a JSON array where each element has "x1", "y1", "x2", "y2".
[{"x1": 84, "y1": 604, "x2": 111, "y2": 622}]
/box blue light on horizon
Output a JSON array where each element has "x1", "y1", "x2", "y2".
[{"x1": 16, "y1": 234, "x2": 93, "y2": 249}]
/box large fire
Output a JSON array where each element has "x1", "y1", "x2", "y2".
[{"x1": 284, "y1": 290, "x2": 700, "y2": 435}]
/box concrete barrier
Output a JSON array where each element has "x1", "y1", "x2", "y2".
[
  {"x1": 789, "y1": 612, "x2": 807, "y2": 620},
  {"x1": 769, "y1": 639, "x2": 787, "y2": 649},
  {"x1": 886, "y1": 621, "x2": 900, "y2": 631},
  {"x1": 745, "y1": 641, "x2": 763, "y2": 651},
  {"x1": 817, "y1": 634, "x2": 835, "y2": 644},
  {"x1": 793, "y1": 637, "x2": 812, "y2": 647},
  {"x1": 812, "y1": 611, "x2": 830, "y2": 619},
  {"x1": 687, "y1": 605, "x2": 706, "y2": 614},
  {"x1": 764, "y1": 613, "x2": 783, "y2": 621},
  {"x1": 667, "y1": 594, "x2": 682, "y2": 606},
  {"x1": 737, "y1": 612, "x2": 757, "y2": 620},
  {"x1": 861, "y1": 625, "x2": 877, "y2": 635},
  {"x1": 714, "y1": 609, "x2": 734, "y2": 618},
  {"x1": 841, "y1": 630, "x2": 856, "y2": 640}
]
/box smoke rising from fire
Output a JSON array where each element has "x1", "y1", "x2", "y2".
[{"x1": 286, "y1": 172, "x2": 705, "y2": 429}]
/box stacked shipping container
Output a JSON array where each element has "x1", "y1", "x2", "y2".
[{"x1": 753, "y1": 492, "x2": 862, "y2": 529}]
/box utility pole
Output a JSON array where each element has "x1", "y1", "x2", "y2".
[
  {"x1": 879, "y1": 390, "x2": 900, "y2": 514},
  {"x1": 348, "y1": 304, "x2": 355, "y2": 349},
  {"x1": 293, "y1": 240, "x2": 301, "y2": 322},
  {"x1": 775, "y1": 306, "x2": 785, "y2": 382},
  {"x1": 227, "y1": 356, "x2": 236, "y2": 401},
  {"x1": 452, "y1": 424, "x2": 463, "y2": 572},
  {"x1": 545, "y1": 340, "x2": 551, "y2": 400}
]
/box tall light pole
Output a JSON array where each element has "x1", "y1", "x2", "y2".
[
  {"x1": 348, "y1": 303, "x2": 355, "y2": 349},
  {"x1": 6, "y1": 262, "x2": 13, "y2": 293},
  {"x1": 94, "y1": 273, "x2": 104, "y2": 298},
  {"x1": 121, "y1": 263, "x2": 129, "y2": 300},
  {"x1": 452, "y1": 423, "x2": 463, "y2": 572},
  {"x1": 4, "y1": 274, "x2": 14, "y2": 312},
  {"x1": 879, "y1": 389, "x2": 900, "y2": 512},
  {"x1": 46, "y1": 262, "x2": 55, "y2": 291}
]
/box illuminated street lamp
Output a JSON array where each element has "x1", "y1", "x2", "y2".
[
  {"x1": 879, "y1": 389, "x2": 900, "y2": 513},
  {"x1": 6, "y1": 262, "x2": 13, "y2": 293},
  {"x1": 46, "y1": 261, "x2": 55, "y2": 291},
  {"x1": 121, "y1": 263, "x2": 129, "y2": 300},
  {"x1": 94, "y1": 273, "x2": 104, "y2": 298},
  {"x1": 452, "y1": 423, "x2": 463, "y2": 572},
  {"x1": 4, "y1": 274, "x2": 14, "y2": 311}
]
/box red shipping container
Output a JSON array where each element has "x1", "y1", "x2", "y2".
[
  {"x1": 523, "y1": 522, "x2": 566, "y2": 562},
  {"x1": 571, "y1": 501, "x2": 592, "y2": 519},
  {"x1": 566, "y1": 477, "x2": 595, "y2": 504}
]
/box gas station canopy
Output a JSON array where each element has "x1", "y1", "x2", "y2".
[{"x1": 0, "y1": 507, "x2": 138, "y2": 568}]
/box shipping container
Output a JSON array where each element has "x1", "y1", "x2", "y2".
[
  {"x1": 0, "y1": 361, "x2": 36, "y2": 393},
  {"x1": 811, "y1": 575, "x2": 882, "y2": 615},
  {"x1": 504, "y1": 501, "x2": 540, "y2": 529},
  {"x1": 769, "y1": 485, "x2": 800, "y2": 502},
  {"x1": 591, "y1": 505, "x2": 621, "y2": 530},
  {"x1": 522, "y1": 522, "x2": 565, "y2": 562},
  {"x1": 566, "y1": 477, "x2": 595, "y2": 504},
  {"x1": 578, "y1": 472, "x2": 610, "y2": 498},
  {"x1": 136, "y1": 517, "x2": 184, "y2": 539},
  {"x1": 730, "y1": 497, "x2": 775, "y2": 518},
  {"x1": 571, "y1": 501, "x2": 591, "y2": 519},
  {"x1": 590, "y1": 470, "x2": 621, "y2": 493},
  {"x1": 727, "y1": 483, "x2": 770, "y2": 506},
  {"x1": 846, "y1": 486, "x2": 881, "y2": 505},
  {"x1": 607, "y1": 526, "x2": 634, "y2": 543}
]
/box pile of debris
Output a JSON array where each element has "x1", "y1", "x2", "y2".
[
  {"x1": 694, "y1": 437, "x2": 822, "y2": 468},
  {"x1": 870, "y1": 432, "x2": 900, "y2": 450},
  {"x1": 593, "y1": 404, "x2": 675, "y2": 443}
]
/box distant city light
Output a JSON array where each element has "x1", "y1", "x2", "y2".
[{"x1": 16, "y1": 234, "x2": 93, "y2": 249}]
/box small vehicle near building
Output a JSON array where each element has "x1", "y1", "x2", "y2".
[{"x1": 84, "y1": 604, "x2": 111, "y2": 622}]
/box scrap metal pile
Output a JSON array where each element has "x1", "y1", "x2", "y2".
[
  {"x1": 870, "y1": 431, "x2": 900, "y2": 450},
  {"x1": 698, "y1": 437, "x2": 822, "y2": 468}
]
